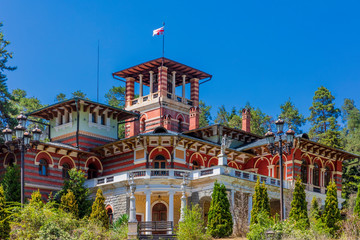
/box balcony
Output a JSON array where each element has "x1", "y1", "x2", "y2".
[{"x1": 85, "y1": 165, "x2": 290, "y2": 189}]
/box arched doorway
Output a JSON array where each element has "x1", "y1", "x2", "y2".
[{"x1": 152, "y1": 202, "x2": 167, "y2": 221}]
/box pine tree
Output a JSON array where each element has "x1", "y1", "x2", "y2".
[
  {"x1": 55, "y1": 93, "x2": 67, "y2": 102},
  {"x1": 250, "y1": 178, "x2": 270, "y2": 225},
  {"x1": 0, "y1": 22, "x2": 18, "y2": 129},
  {"x1": 214, "y1": 105, "x2": 229, "y2": 125},
  {"x1": 104, "y1": 86, "x2": 126, "y2": 108},
  {"x1": 322, "y1": 180, "x2": 341, "y2": 236},
  {"x1": 308, "y1": 86, "x2": 341, "y2": 148},
  {"x1": 288, "y1": 178, "x2": 309, "y2": 227},
  {"x1": 199, "y1": 100, "x2": 212, "y2": 127},
  {"x1": 90, "y1": 188, "x2": 109, "y2": 229},
  {"x1": 354, "y1": 184, "x2": 360, "y2": 217},
  {"x1": 60, "y1": 189, "x2": 79, "y2": 218},
  {"x1": 1, "y1": 165, "x2": 21, "y2": 202},
  {"x1": 72, "y1": 90, "x2": 87, "y2": 99},
  {"x1": 207, "y1": 181, "x2": 233, "y2": 238},
  {"x1": 309, "y1": 197, "x2": 321, "y2": 221},
  {"x1": 0, "y1": 185, "x2": 10, "y2": 239},
  {"x1": 280, "y1": 98, "x2": 306, "y2": 134},
  {"x1": 244, "y1": 102, "x2": 272, "y2": 135}
]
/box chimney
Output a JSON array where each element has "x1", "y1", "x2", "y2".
[
  {"x1": 126, "y1": 111, "x2": 140, "y2": 138},
  {"x1": 189, "y1": 106, "x2": 200, "y2": 130},
  {"x1": 242, "y1": 108, "x2": 251, "y2": 132}
]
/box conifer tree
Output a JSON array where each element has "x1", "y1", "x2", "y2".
[
  {"x1": 354, "y1": 184, "x2": 360, "y2": 217},
  {"x1": 250, "y1": 178, "x2": 270, "y2": 225},
  {"x1": 308, "y1": 86, "x2": 341, "y2": 148},
  {"x1": 60, "y1": 189, "x2": 79, "y2": 218},
  {"x1": 288, "y1": 178, "x2": 309, "y2": 227},
  {"x1": 280, "y1": 98, "x2": 306, "y2": 134},
  {"x1": 322, "y1": 180, "x2": 341, "y2": 236},
  {"x1": 199, "y1": 100, "x2": 212, "y2": 127},
  {"x1": 90, "y1": 188, "x2": 109, "y2": 229},
  {"x1": 1, "y1": 165, "x2": 21, "y2": 202},
  {"x1": 29, "y1": 189, "x2": 44, "y2": 208},
  {"x1": 0, "y1": 185, "x2": 10, "y2": 239},
  {"x1": 207, "y1": 181, "x2": 233, "y2": 238},
  {"x1": 309, "y1": 197, "x2": 321, "y2": 221}
]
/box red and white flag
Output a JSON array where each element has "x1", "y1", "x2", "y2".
[{"x1": 153, "y1": 26, "x2": 164, "y2": 36}]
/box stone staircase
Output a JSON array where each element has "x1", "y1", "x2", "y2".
[{"x1": 138, "y1": 234, "x2": 177, "y2": 240}]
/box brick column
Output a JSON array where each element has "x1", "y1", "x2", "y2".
[
  {"x1": 242, "y1": 108, "x2": 251, "y2": 132},
  {"x1": 158, "y1": 66, "x2": 168, "y2": 97},
  {"x1": 126, "y1": 77, "x2": 135, "y2": 107},
  {"x1": 189, "y1": 106, "x2": 200, "y2": 130},
  {"x1": 190, "y1": 78, "x2": 199, "y2": 106}
]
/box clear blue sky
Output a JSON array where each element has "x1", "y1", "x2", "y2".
[{"x1": 3, "y1": 1, "x2": 360, "y2": 130}]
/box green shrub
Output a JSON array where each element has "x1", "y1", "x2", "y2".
[
  {"x1": 288, "y1": 178, "x2": 309, "y2": 228},
  {"x1": 250, "y1": 178, "x2": 270, "y2": 225},
  {"x1": 60, "y1": 189, "x2": 79, "y2": 218},
  {"x1": 89, "y1": 188, "x2": 109, "y2": 229},
  {"x1": 354, "y1": 184, "x2": 360, "y2": 217},
  {"x1": 176, "y1": 204, "x2": 211, "y2": 240},
  {"x1": 247, "y1": 211, "x2": 273, "y2": 240},
  {"x1": 1, "y1": 165, "x2": 21, "y2": 203},
  {"x1": 0, "y1": 184, "x2": 11, "y2": 239},
  {"x1": 323, "y1": 180, "x2": 341, "y2": 237}
]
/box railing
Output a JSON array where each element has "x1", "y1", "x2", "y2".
[
  {"x1": 86, "y1": 166, "x2": 291, "y2": 190},
  {"x1": 127, "y1": 92, "x2": 193, "y2": 106},
  {"x1": 138, "y1": 221, "x2": 173, "y2": 235}
]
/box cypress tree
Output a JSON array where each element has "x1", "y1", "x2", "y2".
[
  {"x1": 207, "y1": 181, "x2": 233, "y2": 238},
  {"x1": 0, "y1": 185, "x2": 10, "y2": 239},
  {"x1": 354, "y1": 184, "x2": 360, "y2": 217},
  {"x1": 90, "y1": 188, "x2": 109, "y2": 229},
  {"x1": 1, "y1": 165, "x2": 21, "y2": 202},
  {"x1": 59, "y1": 189, "x2": 79, "y2": 218},
  {"x1": 288, "y1": 178, "x2": 309, "y2": 227},
  {"x1": 322, "y1": 180, "x2": 341, "y2": 236},
  {"x1": 250, "y1": 178, "x2": 270, "y2": 225},
  {"x1": 310, "y1": 197, "x2": 321, "y2": 221},
  {"x1": 29, "y1": 189, "x2": 44, "y2": 208}
]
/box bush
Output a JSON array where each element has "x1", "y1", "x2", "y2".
[
  {"x1": 60, "y1": 189, "x2": 79, "y2": 218},
  {"x1": 247, "y1": 211, "x2": 273, "y2": 240},
  {"x1": 89, "y1": 188, "x2": 109, "y2": 229},
  {"x1": 323, "y1": 180, "x2": 341, "y2": 237},
  {"x1": 111, "y1": 214, "x2": 129, "y2": 240},
  {"x1": 176, "y1": 204, "x2": 211, "y2": 240},
  {"x1": 1, "y1": 165, "x2": 21, "y2": 203},
  {"x1": 288, "y1": 178, "x2": 309, "y2": 228},
  {"x1": 0, "y1": 184, "x2": 11, "y2": 239},
  {"x1": 251, "y1": 178, "x2": 270, "y2": 225}
]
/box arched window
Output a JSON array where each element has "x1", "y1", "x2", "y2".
[
  {"x1": 178, "y1": 118, "x2": 183, "y2": 132},
  {"x1": 301, "y1": 160, "x2": 308, "y2": 184},
  {"x1": 275, "y1": 161, "x2": 285, "y2": 180},
  {"x1": 107, "y1": 208, "x2": 113, "y2": 224},
  {"x1": 324, "y1": 166, "x2": 331, "y2": 187},
  {"x1": 313, "y1": 163, "x2": 320, "y2": 186},
  {"x1": 7, "y1": 158, "x2": 15, "y2": 167},
  {"x1": 192, "y1": 160, "x2": 200, "y2": 170},
  {"x1": 62, "y1": 163, "x2": 71, "y2": 179},
  {"x1": 153, "y1": 155, "x2": 166, "y2": 169},
  {"x1": 39, "y1": 159, "x2": 48, "y2": 176},
  {"x1": 88, "y1": 163, "x2": 98, "y2": 179},
  {"x1": 141, "y1": 118, "x2": 146, "y2": 132}
]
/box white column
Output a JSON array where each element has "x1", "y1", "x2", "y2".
[
  {"x1": 149, "y1": 71, "x2": 154, "y2": 94},
  {"x1": 168, "y1": 190, "x2": 175, "y2": 234},
  {"x1": 172, "y1": 71, "x2": 176, "y2": 96},
  {"x1": 248, "y1": 194, "x2": 253, "y2": 223},
  {"x1": 182, "y1": 75, "x2": 186, "y2": 99},
  {"x1": 145, "y1": 191, "x2": 151, "y2": 222},
  {"x1": 230, "y1": 189, "x2": 235, "y2": 228},
  {"x1": 139, "y1": 74, "x2": 143, "y2": 97}
]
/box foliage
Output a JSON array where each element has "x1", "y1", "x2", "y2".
[
  {"x1": 72, "y1": 90, "x2": 87, "y2": 99},
  {"x1": 104, "y1": 86, "x2": 125, "y2": 108},
  {"x1": 55, "y1": 168, "x2": 91, "y2": 218},
  {"x1": 60, "y1": 189, "x2": 79, "y2": 218},
  {"x1": 55, "y1": 93, "x2": 67, "y2": 102},
  {"x1": 245, "y1": 102, "x2": 272, "y2": 135},
  {"x1": 0, "y1": 184, "x2": 11, "y2": 239},
  {"x1": 247, "y1": 211, "x2": 273, "y2": 240},
  {"x1": 89, "y1": 188, "x2": 109, "y2": 229},
  {"x1": 308, "y1": 86, "x2": 341, "y2": 148},
  {"x1": 176, "y1": 204, "x2": 211, "y2": 240},
  {"x1": 199, "y1": 100, "x2": 212, "y2": 127},
  {"x1": 111, "y1": 214, "x2": 129, "y2": 240},
  {"x1": 1, "y1": 165, "x2": 20, "y2": 202},
  {"x1": 29, "y1": 189, "x2": 44, "y2": 208},
  {"x1": 214, "y1": 105, "x2": 229, "y2": 125},
  {"x1": 354, "y1": 184, "x2": 360, "y2": 217},
  {"x1": 250, "y1": 178, "x2": 270, "y2": 225},
  {"x1": 280, "y1": 98, "x2": 306, "y2": 134},
  {"x1": 322, "y1": 180, "x2": 341, "y2": 237},
  {"x1": 288, "y1": 178, "x2": 309, "y2": 228},
  {"x1": 309, "y1": 197, "x2": 321, "y2": 221},
  {"x1": 207, "y1": 181, "x2": 233, "y2": 238},
  {"x1": 0, "y1": 22, "x2": 18, "y2": 129},
  {"x1": 340, "y1": 213, "x2": 360, "y2": 240}
]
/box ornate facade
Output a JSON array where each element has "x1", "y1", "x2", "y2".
[{"x1": 0, "y1": 57, "x2": 357, "y2": 232}]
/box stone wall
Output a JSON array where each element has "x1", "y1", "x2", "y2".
[{"x1": 105, "y1": 193, "x2": 129, "y2": 221}]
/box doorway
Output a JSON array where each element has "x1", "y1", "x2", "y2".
[{"x1": 152, "y1": 202, "x2": 167, "y2": 221}]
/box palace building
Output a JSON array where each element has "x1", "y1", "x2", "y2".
[{"x1": 0, "y1": 57, "x2": 357, "y2": 235}]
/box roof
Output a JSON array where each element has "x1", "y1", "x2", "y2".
[
  {"x1": 112, "y1": 57, "x2": 212, "y2": 86},
  {"x1": 28, "y1": 98, "x2": 139, "y2": 122}
]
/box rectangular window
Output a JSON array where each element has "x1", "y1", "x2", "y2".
[
  {"x1": 92, "y1": 113, "x2": 97, "y2": 123},
  {"x1": 101, "y1": 115, "x2": 106, "y2": 125}
]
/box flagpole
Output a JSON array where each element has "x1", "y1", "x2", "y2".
[{"x1": 162, "y1": 22, "x2": 165, "y2": 59}]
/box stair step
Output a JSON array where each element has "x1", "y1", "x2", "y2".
[{"x1": 139, "y1": 234, "x2": 177, "y2": 240}]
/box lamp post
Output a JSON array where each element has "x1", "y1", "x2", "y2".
[
  {"x1": 2, "y1": 113, "x2": 42, "y2": 206},
  {"x1": 264, "y1": 117, "x2": 295, "y2": 221}
]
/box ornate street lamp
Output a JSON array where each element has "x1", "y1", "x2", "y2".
[
  {"x1": 265, "y1": 117, "x2": 295, "y2": 221},
  {"x1": 2, "y1": 113, "x2": 42, "y2": 206}
]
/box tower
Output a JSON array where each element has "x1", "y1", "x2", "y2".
[{"x1": 113, "y1": 58, "x2": 212, "y2": 137}]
